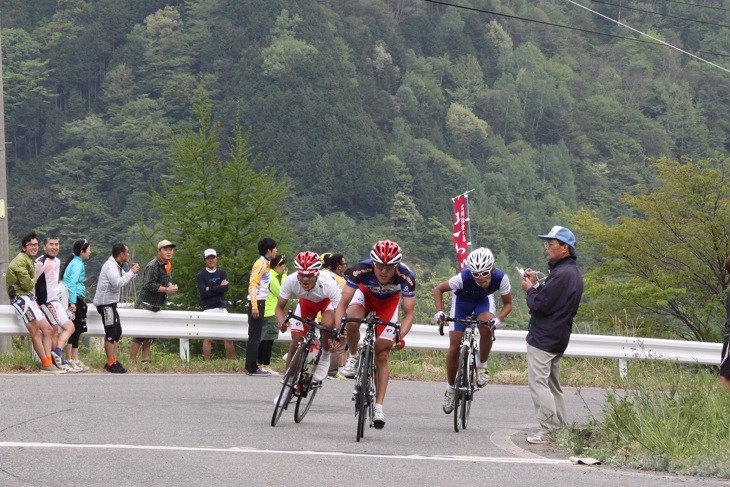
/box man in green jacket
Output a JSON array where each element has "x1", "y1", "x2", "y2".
[{"x1": 131, "y1": 239, "x2": 178, "y2": 364}]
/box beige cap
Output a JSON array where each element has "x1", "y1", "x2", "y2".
[{"x1": 157, "y1": 240, "x2": 177, "y2": 250}]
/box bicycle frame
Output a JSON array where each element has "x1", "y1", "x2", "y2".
[
  {"x1": 340, "y1": 314, "x2": 400, "y2": 442},
  {"x1": 271, "y1": 311, "x2": 338, "y2": 427},
  {"x1": 441, "y1": 315, "x2": 495, "y2": 432}
]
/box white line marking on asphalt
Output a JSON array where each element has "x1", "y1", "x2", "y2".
[
  {"x1": 0, "y1": 442, "x2": 571, "y2": 464},
  {"x1": 490, "y1": 429, "x2": 545, "y2": 459}
]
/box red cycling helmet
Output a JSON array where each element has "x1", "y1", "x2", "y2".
[
  {"x1": 370, "y1": 240, "x2": 402, "y2": 265},
  {"x1": 294, "y1": 251, "x2": 322, "y2": 275}
]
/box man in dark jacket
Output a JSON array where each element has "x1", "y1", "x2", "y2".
[{"x1": 520, "y1": 226, "x2": 583, "y2": 444}]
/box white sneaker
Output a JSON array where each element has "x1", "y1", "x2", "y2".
[
  {"x1": 273, "y1": 393, "x2": 293, "y2": 407},
  {"x1": 477, "y1": 368, "x2": 489, "y2": 387},
  {"x1": 373, "y1": 408, "x2": 385, "y2": 429},
  {"x1": 442, "y1": 390, "x2": 455, "y2": 414},
  {"x1": 67, "y1": 361, "x2": 83, "y2": 372},
  {"x1": 60, "y1": 363, "x2": 79, "y2": 374},
  {"x1": 73, "y1": 360, "x2": 90, "y2": 371},
  {"x1": 312, "y1": 352, "x2": 330, "y2": 382},
  {"x1": 342, "y1": 355, "x2": 359, "y2": 378},
  {"x1": 51, "y1": 351, "x2": 64, "y2": 368}
]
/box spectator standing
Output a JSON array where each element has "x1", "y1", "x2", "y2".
[
  {"x1": 245, "y1": 237, "x2": 278, "y2": 376},
  {"x1": 131, "y1": 240, "x2": 178, "y2": 365},
  {"x1": 62, "y1": 239, "x2": 92, "y2": 371},
  {"x1": 321, "y1": 253, "x2": 347, "y2": 379},
  {"x1": 196, "y1": 248, "x2": 232, "y2": 361},
  {"x1": 260, "y1": 254, "x2": 287, "y2": 374},
  {"x1": 7, "y1": 231, "x2": 65, "y2": 373},
  {"x1": 721, "y1": 255, "x2": 730, "y2": 391},
  {"x1": 520, "y1": 226, "x2": 583, "y2": 444},
  {"x1": 93, "y1": 242, "x2": 140, "y2": 373},
  {"x1": 35, "y1": 236, "x2": 78, "y2": 373}
]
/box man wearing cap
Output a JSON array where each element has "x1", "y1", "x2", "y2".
[
  {"x1": 196, "y1": 248, "x2": 232, "y2": 361},
  {"x1": 132, "y1": 239, "x2": 179, "y2": 364},
  {"x1": 520, "y1": 225, "x2": 583, "y2": 444}
]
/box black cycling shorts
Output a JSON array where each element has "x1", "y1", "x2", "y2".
[{"x1": 97, "y1": 304, "x2": 122, "y2": 342}]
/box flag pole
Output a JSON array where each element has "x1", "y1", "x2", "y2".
[{"x1": 464, "y1": 190, "x2": 474, "y2": 253}]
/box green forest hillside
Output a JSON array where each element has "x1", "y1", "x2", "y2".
[{"x1": 1, "y1": 0, "x2": 728, "y2": 323}]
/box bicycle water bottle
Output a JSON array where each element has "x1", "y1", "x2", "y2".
[{"x1": 306, "y1": 340, "x2": 320, "y2": 373}]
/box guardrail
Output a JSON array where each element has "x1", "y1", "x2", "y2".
[{"x1": 0, "y1": 305, "x2": 721, "y2": 375}]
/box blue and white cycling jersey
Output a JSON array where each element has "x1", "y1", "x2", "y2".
[
  {"x1": 452, "y1": 267, "x2": 510, "y2": 301},
  {"x1": 449, "y1": 268, "x2": 511, "y2": 319}
]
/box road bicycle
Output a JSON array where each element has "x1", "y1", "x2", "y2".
[
  {"x1": 439, "y1": 315, "x2": 495, "y2": 432},
  {"x1": 339, "y1": 313, "x2": 400, "y2": 442},
  {"x1": 271, "y1": 311, "x2": 338, "y2": 427}
]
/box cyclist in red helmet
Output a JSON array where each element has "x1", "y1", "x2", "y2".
[
  {"x1": 334, "y1": 239, "x2": 416, "y2": 430},
  {"x1": 275, "y1": 251, "x2": 343, "y2": 384}
]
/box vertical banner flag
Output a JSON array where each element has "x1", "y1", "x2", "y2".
[{"x1": 452, "y1": 193, "x2": 470, "y2": 269}]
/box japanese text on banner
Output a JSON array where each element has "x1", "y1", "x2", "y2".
[{"x1": 452, "y1": 194, "x2": 469, "y2": 269}]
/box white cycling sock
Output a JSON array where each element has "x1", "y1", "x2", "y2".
[{"x1": 313, "y1": 351, "x2": 331, "y2": 381}]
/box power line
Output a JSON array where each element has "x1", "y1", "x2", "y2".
[
  {"x1": 422, "y1": 0, "x2": 730, "y2": 61},
  {"x1": 589, "y1": 0, "x2": 730, "y2": 29},
  {"x1": 658, "y1": 0, "x2": 730, "y2": 12},
  {"x1": 564, "y1": 0, "x2": 730, "y2": 73}
]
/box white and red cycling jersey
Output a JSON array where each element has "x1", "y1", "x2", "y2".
[{"x1": 279, "y1": 272, "x2": 342, "y2": 334}]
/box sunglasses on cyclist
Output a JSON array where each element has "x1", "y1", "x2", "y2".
[{"x1": 471, "y1": 270, "x2": 491, "y2": 279}]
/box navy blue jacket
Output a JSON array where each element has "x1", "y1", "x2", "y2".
[
  {"x1": 196, "y1": 268, "x2": 229, "y2": 310},
  {"x1": 525, "y1": 256, "x2": 583, "y2": 354}
]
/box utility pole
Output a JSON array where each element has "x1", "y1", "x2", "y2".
[{"x1": 0, "y1": 25, "x2": 12, "y2": 352}]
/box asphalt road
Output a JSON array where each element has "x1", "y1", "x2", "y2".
[{"x1": 0, "y1": 373, "x2": 724, "y2": 486}]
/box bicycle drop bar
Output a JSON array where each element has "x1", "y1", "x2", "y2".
[
  {"x1": 283, "y1": 310, "x2": 340, "y2": 341},
  {"x1": 339, "y1": 316, "x2": 402, "y2": 345},
  {"x1": 440, "y1": 316, "x2": 496, "y2": 341}
]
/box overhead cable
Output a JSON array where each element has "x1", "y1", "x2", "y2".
[{"x1": 422, "y1": 0, "x2": 730, "y2": 62}]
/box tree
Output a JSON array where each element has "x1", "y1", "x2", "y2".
[
  {"x1": 572, "y1": 155, "x2": 730, "y2": 341},
  {"x1": 148, "y1": 95, "x2": 289, "y2": 311}
]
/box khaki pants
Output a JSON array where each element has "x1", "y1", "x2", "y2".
[{"x1": 526, "y1": 343, "x2": 566, "y2": 429}]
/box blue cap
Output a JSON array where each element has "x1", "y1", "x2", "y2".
[{"x1": 538, "y1": 226, "x2": 576, "y2": 249}]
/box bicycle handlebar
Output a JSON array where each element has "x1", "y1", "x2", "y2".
[
  {"x1": 283, "y1": 310, "x2": 340, "y2": 341},
  {"x1": 339, "y1": 316, "x2": 402, "y2": 345},
  {"x1": 438, "y1": 316, "x2": 496, "y2": 341}
]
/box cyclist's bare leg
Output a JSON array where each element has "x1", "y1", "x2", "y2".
[
  {"x1": 57, "y1": 319, "x2": 75, "y2": 351},
  {"x1": 285, "y1": 332, "x2": 305, "y2": 369},
  {"x1": 320, "y1": 310, "x2": 338, "y2": 352},
  {"x1": 447, "y1": 330, "x2": 464, "y2": 386},
  {"x1": 345, "y1": 304, "x2": 365, "y2": 354},
  {"x1": 478, "y1": 311, "x2": 495, "y2": 364},
  {"x1": 374, "y1": 338, "x2": 394, "y2": 405}
]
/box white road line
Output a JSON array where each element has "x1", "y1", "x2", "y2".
[
  {"x1": 490, "y1": 428, "x2": 546, "y2": 459},
  {"x1": 0, "y1": 442, "x2": 572, "y2": 465}
]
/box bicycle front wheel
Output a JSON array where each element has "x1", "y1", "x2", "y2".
[
  {"x1": 453, "y1": 345, "x2": 469, "y2": 432},
  {"x1": 294, "y1": 374, "x2": 319, "y2": 423},
  {"x1": 355, "y1": 345, "x2": 372, "y2": 442},
  {"x1": 461, "y1": 349, "x2": 475, "y2": 430},
  {"x1": 271, "y1": 344, "x2": 305, "y2": 427}
]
